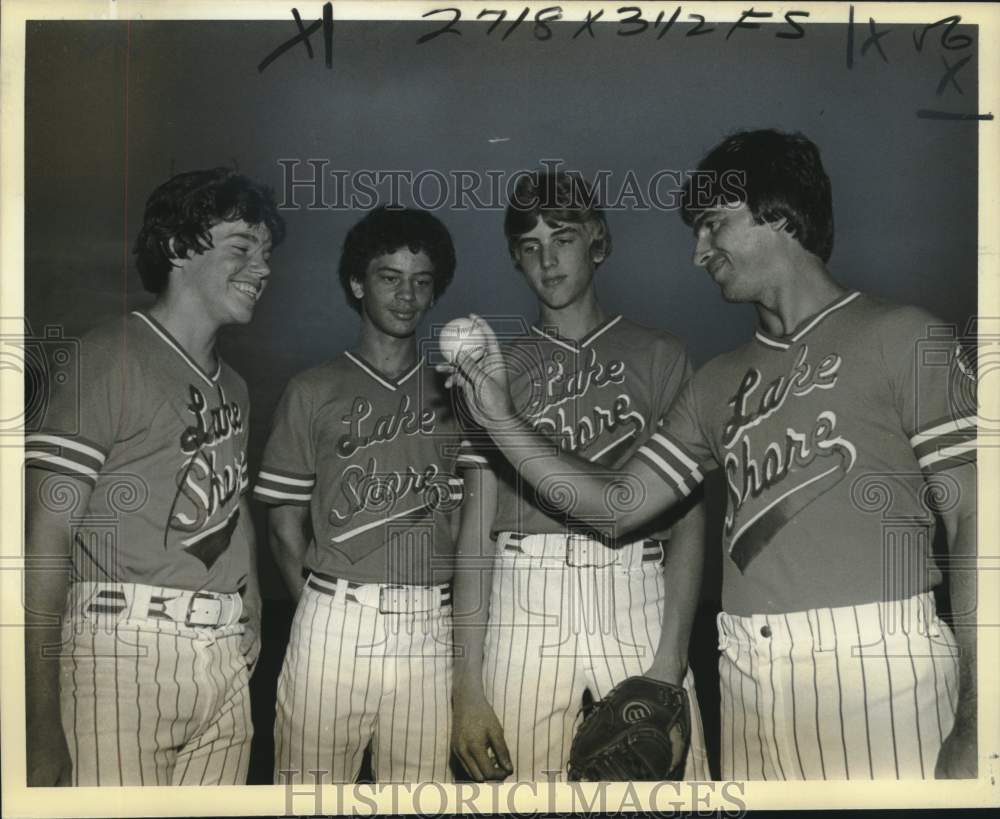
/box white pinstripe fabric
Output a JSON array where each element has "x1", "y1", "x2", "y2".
[
  {"x1": 482, "y1": 534, "x2": 710, "y2": 782},
  {"x1": 59, "y1": 583, "x2": 252, "y2": 786},
  {"x1": 717, "y1": 592, "x2": 958, "y2": 780},
  {"x1": 273, "y1": 580, "x2": 454, "y2": 784}
]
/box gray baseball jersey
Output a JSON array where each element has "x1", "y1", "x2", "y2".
[
  {"x1": 26, "y1": 311, "x2": 251, "y2": 592},
  {"x1": 459, "y1": 315, "x2": 691, "y2": 537},
  {"x1": 635, "y1": 292, "x2": 977, "y2": 615},
  {"x1": 254, "y1": 352, "x2": 464, "y2": 585}
]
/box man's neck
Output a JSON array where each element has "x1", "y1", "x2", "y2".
[
  {"x1": 537, "y1": 290, "x2": 606, "y2": 342},
  {"x1": 754, "y1": 258, "x2": 846, "y2": 337},
  {"x1": 148, "y1": 298, "x2": 219, "y2": 373},
  {"x1": 354, "y1": 323, "x2": 419, "y2": 377}
]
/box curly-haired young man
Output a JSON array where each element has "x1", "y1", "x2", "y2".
[{"x1": 26, "y1": 167, "x2": 285, "y2": 786}]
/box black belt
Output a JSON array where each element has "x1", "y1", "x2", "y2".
[{"x1": 304, "y1": 570, "x2": 452, "y2": 613}]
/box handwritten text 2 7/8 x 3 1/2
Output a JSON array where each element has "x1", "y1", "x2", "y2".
[{"x1": 259, "y1": 3, "x2": 977, "y2": 115}]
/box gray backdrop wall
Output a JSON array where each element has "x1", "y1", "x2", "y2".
[{"x1": 26, "y1": 19, "x2": 979, "y2": 599}]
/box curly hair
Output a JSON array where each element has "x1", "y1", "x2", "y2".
[
  {"x1": 680, "y1": 129, "x2": 834, "y2": 263},
  {"x1": 337, "y1": 207, "x2": 456, "y2": 314},
  {"x1": 134, "y1": 167, "x2": 286, "y2": 294},
  {"x1": 503, "y1": 170, "x2": 612, "y2": 270}
]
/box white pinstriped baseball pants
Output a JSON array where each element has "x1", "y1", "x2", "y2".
[
  {"x1": 717, "y1": 592, "x2": 959, "y2": 780},
  {"x1": 59, "y1": 583, "x2": 252, "y2": 786},
  {"x1": 273, "y1": 577, "x2": 454, "y2": 784},
  {"x1": 483, "y1": 533, "x2": 711, "y2": 782}
]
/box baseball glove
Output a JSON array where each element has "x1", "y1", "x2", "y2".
[{"x1": 567, "y1": 676, "x2": 690, "y2": 781}]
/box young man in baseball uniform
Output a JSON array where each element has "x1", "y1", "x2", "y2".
[
  {"x1": 451, "y1": 171, "x2": 710, "y2": 782},
  {"x1": 254, "y1": 207, "x2": 464, "y2": 784},
  {"x1": 447, "y1": 131, "x2": 977, "y2": 779},
  {"x1": 25, "y1": 167, "x2": 285, "y2": 786}
]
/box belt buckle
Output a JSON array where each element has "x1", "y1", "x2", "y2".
[
  {"x1": 565, "y1": 535, "x2": 613, "y2": 568},
  {"x1": 379, "y1": 585, "x2": 412, "y2": 614},
  {"x1": 185, "y1": 592, "x2": 224, "y2": 627}
]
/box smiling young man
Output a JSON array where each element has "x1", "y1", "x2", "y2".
[
  {"x1": 254, "y1": 206, "x2": 464, "y2": 784},
  {"x1": 25, "y1": 167, "x2": 285, "y2": 786},
  {"x1": 450, "y1": 171, "x2": 710, "y2": 783},
  {"x1": 448, "y1": 131, "x2": 978, "y2": 780}
]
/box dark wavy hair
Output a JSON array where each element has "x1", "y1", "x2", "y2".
[
  {"x1": 134, "y1": 167, "x2": 286, "y2": 294},
  {"x1": 680, "y1": 129, "x2": 834, "y2": 262},
  {"x1": 503, "y1": 170, "x2": 612, "y2": 271},
  {"x1": 337, "y1": 207, "x2": 456, "y2": 314}
]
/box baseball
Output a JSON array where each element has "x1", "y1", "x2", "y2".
[{"x1": 439, "y1": 317, "x2": 488, "y2": 364}]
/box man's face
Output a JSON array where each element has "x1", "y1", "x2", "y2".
[
  {"x1": 180, "y1": 219, "x2": 273, "y2": 326},
  {"x1": 351, "y1": 248, "x2": 436, "y2": 339},
  {"x1": 513, "y1": 218, "x2": 602, "y2": 311},
  {"x1": 691, "y1": 203, "x2": 780, "y2": 303}
]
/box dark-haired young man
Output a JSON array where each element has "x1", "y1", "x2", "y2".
[
  {"x1": 451, "y1": 171, "x2": 710, "y2": 783},
  {"x1": 25, "y1": 167, "x2": 285, "y2": 786},
  {"x1": 255, "y1": 207, "x2": 465, "y2": 783},
  {"x1": 449, "y1": 132, "x2": 977, "y2": 779}
]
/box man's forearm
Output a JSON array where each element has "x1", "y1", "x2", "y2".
[
  {"x1": 268, "y1": 513, "x2": 309, "y2": 602},
  {"x1": 490, "y1": 419, "x2": 677, "y2": 533},
  {"x1": 273, "y1": 544, "x2": 306, "y2": 601},
  {"x1": 452, "y1": 468, "x2": 497, "y2": 698},
  {"x1": 25, "y1": 570, "x2": 69, "y2": 727},
  {"x1": 239, "y1": 500, "x2": 262, "y2": 614},
  {"x1": 949, "y1": 513, "x2": 977, "y2": 729},
  {"x1": 646, "y1": 495, "x2": 705, "y2": 684},
  {"x1": 25, "y1": 469, "x2": 81, "y2": 784},
  {"x1": 452, "y1": 559, "x2": 493, "y2": 699}
]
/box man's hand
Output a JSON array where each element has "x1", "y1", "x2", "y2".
[
  {"x1": 239, "y1": 597, "x2": 262, "y2": 673},
  {"x1": 437, "y1": 315, "x2": 517, "y2": 430},
  {"x1": 27, "y1": 718, "x2": 72, "y2": 786},
  {"x1": 935, "y1": 719, "x2": 978, "y2": 778},
  {"x1": 452, "y1": 687, "x2": 513, "y2": 781}
]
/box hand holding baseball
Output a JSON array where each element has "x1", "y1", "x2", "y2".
[
  {"x1": 439, "y1": 316, "x2": 488, "y2": 365},
  {"x1": 437, "y1": 315, "x2": 516, "y2": 428}
]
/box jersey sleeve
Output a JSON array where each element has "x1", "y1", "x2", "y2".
[
  {"x1": 633, "y1": 373, "x2": 714, "y2": 499},
  {"x1": 450, "y1": 389, "x2": 497, "y2": 474},
  {"x1": 24, "y1": 329, "x2": 125, "y2": 488},
  {"x1": 650, "y1": 337, "x2": 694, "y2": 426},
  {"x1": 885, "y1": 307, "x2": 977, "y2": 476},
  {"x1": 253, "y1": 377, "x2": 316, "y2": 506},
  {"x1": 240, "y1": 406, "x2": 251, "y2": 496},
  {"x1": 454, "y1": 438, "x2": 491, "y2": 472}
]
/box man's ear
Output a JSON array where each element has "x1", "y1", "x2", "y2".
[
  {"x1": 588, "y1": 220, "x2": 608, "y2": 264},
  {"x1": 350, "y1": 276, "x2": 365, "y2": 301},
  {"x1": 166, "y1": 238, "x2": 190, "y2": 270},
  {"x1": 510, "y1": 248, "x2": 524, "y2": 274},
  {"x1": 768, "y1": 216, "x2": 790, "y2": 233}
]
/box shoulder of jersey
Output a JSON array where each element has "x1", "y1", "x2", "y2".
[
  {"x1": 611, "y1": 316, "x2": 687, "y2": 356},
  {"x1": 803, "y1": 292, "x2": 947, "y2": 355},
  {"x1": 72, "y1": 312, "x2": 154, "y2": 370},
  {"x1": 284, "y1": 354, "x2": 355, "y2": 393},
  {"x1": 83, "y1": 312, "x2": 143, "y2": 351},
  {"x1": 852, "y1": 292, "x2": 943, "y2": 333}
]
